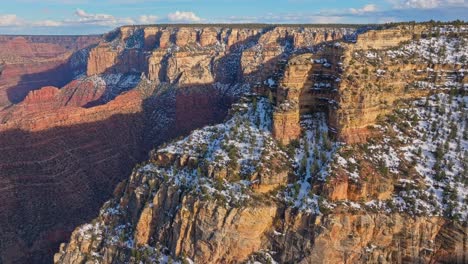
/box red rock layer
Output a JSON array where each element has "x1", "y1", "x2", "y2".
[
  {"x1": 0, "y1": 35, "x2": 99, "y2": 108},
  {"x1": 0, "y1": 114, "x2": 145, "y2": 264},
  {"x1": 0, "y1": 88, "x2": 146, "y2": 263},
  {"x1": 0, "y1": 61, "x2": 71, "y2": 107}
]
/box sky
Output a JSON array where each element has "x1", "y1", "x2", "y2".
[{"x1": 0, "y1": 0, "x2": 467, "y2": 35}]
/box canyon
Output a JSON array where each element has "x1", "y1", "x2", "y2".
[
  {"x1": 0, "y1": 25, "x2": 352, "y2": 264},
  {"x1": 0, "y1": 23, "x2": 466, "y2": 264},
  {"x1": 0, "y1": 35, "x2": 101, "y2": 109}
]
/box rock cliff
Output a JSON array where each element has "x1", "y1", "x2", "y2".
[
  {"x1": 1, "y1": 23, "x2": 467, "y2": 264},
  {"x1": 0, "y1": 25, "x2": 355, "y2": 263},
  {"x1": 87, "y1": 25, "x2": 353, "y2": 85},
  {"x1": 268, "y1": 24, "x2": 466, "y2": 144},
  {"x1": 55, "y1": 23, "x2": 467, "y2": 264},
  {"x1": 55, "y1": 91, "x2": 467, "y2": 263},
  {"x1": 0, "y1": 35, "x2": 100, "y2": 108}
]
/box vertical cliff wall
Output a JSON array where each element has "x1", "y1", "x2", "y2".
[{"x1": 269, "y1": 24, "x2": 466, "y2": 144}]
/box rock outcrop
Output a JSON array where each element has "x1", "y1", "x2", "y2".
[
  {"x1": 54, "y1": 91, "x2": 467, "y2": 262},
  {"x1": 56, "y1": 174, "x2": 467, "y2": 263},
  {"x1": 272, "y1": 108, "x2": 301, "y2": 145},
  {"x1": 2, "y1": 23, "x2": 467, "y2": 264},
  {"x1": 279, "y1": 212, "x2": 466, "y2": 264},
  {"x1": 1, "y1": 25, "x2": 355, "y2": 263},
  {"x1": 55, "y1": 170, "x2": 280, "y2": 264},
  {"x1": 199, "y1": 28, "x2": 219, "y2": 47},
  {"x1": 86, "y1": 45, "x2": 118, "y2": 76},
  {"x1": 268, "y1": 24, "x2": 466, "y2": 144},
  {"x1": 87, "y1": 25, "x2": 355, "y2": 86}
]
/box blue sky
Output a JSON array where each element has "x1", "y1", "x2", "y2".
[{"x1": 0, "y1": 0, "x2": 467, "y2": 35}]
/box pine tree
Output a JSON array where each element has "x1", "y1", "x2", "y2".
[
  {"x1": 299, "y1": 155, "x2": 307, "y2": 176},
  {"x1": 435, "y1": 143, "x2": 445, "y2": 160}
]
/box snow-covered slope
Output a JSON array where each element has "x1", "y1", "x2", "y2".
[
  {"x1": 150, "y1": 96, "x2": 289, "y2": 205},
  {"x1": 332, "y1": 92, "x2": 467, "y2": 221},
  {"x1": 388, "y1": 36, "x2": 467, "y2": 65},
  {"x1": 382, "y1": 93, "x2": 467, "y2": 220}
]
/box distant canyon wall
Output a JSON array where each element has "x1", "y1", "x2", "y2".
[{"x1": 0, "y1": 35, "x2": 100, "y2": 108}]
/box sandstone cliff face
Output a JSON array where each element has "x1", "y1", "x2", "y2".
[
  {"x1": 199, "y1": 28, "x2": 219, "y2": 47},
  {"x1": 333, "y1": 33, "x2": 430, "y2": 143},
  {"x1": 282, "y1": 212, "x2": 465, "y2": 264},
  {"x1": 55, "y1": 172, "x2": 279, "y2": 264},
  {"x1": 55, "y1": 79, "x2": 467, "y2": 264},
  {"x1": 165, "y1": 51, "x2": 218, "y2": 85},
  {"x1": 268, "y1": 24, "x2": 466, "y2": 144},
  {"x1": 270, "y1": 47, "x2": 342, "y2": 144},
  {"x1": 292, "y1": 28, "x2": 346, "y2": 49},
  {"x1": 86, "y1": 45, "x2": 118, "y2": 76},
  {"x1": 4, "y1": 23, "x2": 467, "y2": 264},
  {"x1": 352, "y1": 25, "x2": 422, "y2": 50},
  {"x1": 55, "y1": 169, "x2": 468, "y2": 264},
  {"x1": 324, "y1": 159, "x2": 394, "y2": 202},
  {"x1": 56, "y1": 170, "x2": 467, "y2": 264},
  {"x1": 175, "y1": 27, "x2": 198, "y2": 47},
  {"x1": 142, "y1": 27, "x2": 160, "y2": 50},
  {"x1": 87, "y1": 25, "x2": 355, "y2": 87},
  {"x1": 132, "y1": 185, "x2": 278, "y2": 263},
  {"x1": 272, "y1": 109, "x2": 301, "y2": 145}
]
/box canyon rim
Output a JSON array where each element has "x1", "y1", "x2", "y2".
[{"x1": 0, "y1": 3, "x2": 467, "y2": 264}]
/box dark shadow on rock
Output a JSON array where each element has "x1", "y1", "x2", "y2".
[
  {"x1": 5, "y1": 62, "x2": 73, "y2": 104},
  {"x1": 0, "y1": 112, "x2": 145, "y2": 264},
  {"x1": 82, "y1": 73, "x2": 142, "y2": 108},
  {"x1": 0, "y1": 81, "x2": 245, "y2": 263},
  {"x1": 3, "y1": 39, "x2": 98, "y2": 105}
]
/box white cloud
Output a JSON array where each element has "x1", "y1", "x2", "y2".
[
  {"x1": 32, "y1": 20, "x2": 63, "y2": 27},
  {"x1": 75, "y1": 8, "x2": 88, "y2": 17},
  {"x1": 167, "y1": 11, "x2": 201, "y2": 22},
  {"x1": 138, "y1": 15, "x2": 158, "y2": 24},
  {"x1": 349, "y1": 4, "x2": 378, "y2": 14},
  {"x1": 403, "y1": 0, "x2": 439, "y2": 8},
  {"x1": 70, "y1": 8, "x2": 134, "y2": 26},
  {"x1": 0, "y1": 9, "x2": 136, "y2": 30},
  {"x1": 310, "y1": 15, "x2": 345, "y2": 24},
  {"x1": 0, "y1": 14, "x2": 23, "y2": 27},
  {"x1": 389, "y1": 0, "x2": 468, "y2": 9}
]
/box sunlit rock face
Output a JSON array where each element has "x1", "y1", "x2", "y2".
[{"x1": 2, "y1": 23, "x2": 467, "y2": 264}]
